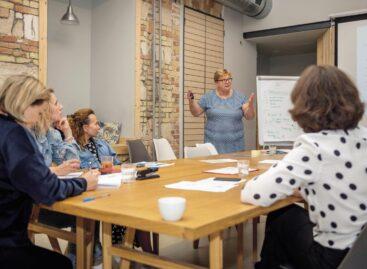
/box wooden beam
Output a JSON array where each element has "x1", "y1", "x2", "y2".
[
  {"x1": 134, "y1": 0, "x2": 142, "y2": 137},
  {"x1": 38, "y1": 0, "x2": 47, "y2": 85}
]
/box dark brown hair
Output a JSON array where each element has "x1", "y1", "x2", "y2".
[
  {"x1": 69, "y1": 108, "x2": 95, "y2": 147},
  {"x1": 289, "y1": 65, "x2": 365, "y2": 132}
]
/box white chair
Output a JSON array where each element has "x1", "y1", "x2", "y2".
[
  {"x1": 196, "y1": 143, "x2": 218, "y2": 155},
  {"x1": 184, "y1": 146, "x2": 211, "y2": 158},
  {"x1": 153, "y1": 138, "x2": 177, "y2": 161}
]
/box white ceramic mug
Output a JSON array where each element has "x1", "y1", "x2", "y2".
[{"x1": 158, "y1": 197, "x2": 186, "y2": 221}]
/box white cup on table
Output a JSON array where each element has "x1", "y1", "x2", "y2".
[
  {"x1": 237, "y1": 160, "x2": 249, "y2": 177},
  {"x1": 158, "y1": 197, "x2": 186, "y2": 221}
]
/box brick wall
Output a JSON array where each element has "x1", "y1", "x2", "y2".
[
  {"x1": 0, "y1": 0, "x2": 39, "y2": 84},
  {"x1": 137, "y1": 0, "x2": 222, "y2": 156}
]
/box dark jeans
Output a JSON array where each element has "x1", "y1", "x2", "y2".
[
  {"x1": 256, "y1": 204, "x2": 349, "y2": 269},
  {"x1": 0, "y1": 243, "x2": 72, "y2": 269}
]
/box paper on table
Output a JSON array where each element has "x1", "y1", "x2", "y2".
[
  {"x1": 165, "y1": 177, "x2": 238, "y2": 192},
  {"x1": 58, "y1": 171, "x2": 83, "y2": 179},
  {"x1": 199, "y1": 159, "x2": 238, "y2": 164},
  {"x1": 259, "y1": 160, "x2": 280, "y2": 164},
  {"x1": 204, "y1": 167, "x2": 258, "y2": 175},
  {"x1": 98, "y1": 173, "x2": 122, "y2": 188}
]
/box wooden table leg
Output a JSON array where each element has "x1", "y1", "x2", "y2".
[
  {"x1": 86, "y1": 220, "x2": 95, "y2": 269},
  {"x1": 209, "y1": 231, "x2": 223, "y2": 269},
  {"x1": 120, "y1": 227, "x2": 136, "y2": 269},
  {"x1": 236, "y1": 223, "x2": 244, "y2": 269},
  {"x1": 102, "y1": 223, "x2": 112, "y2": 269},
  {"x1": 76, "y1": 217, "x2": 87, "y2": 269}
]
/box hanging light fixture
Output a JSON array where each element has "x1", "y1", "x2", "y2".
[{"x1": 61, "y1": 0, "x2": 79, "y2": 25}]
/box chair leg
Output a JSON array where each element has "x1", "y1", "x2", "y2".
[
  {"x1": 135, "y1": 230, "x2": 153, "y2": 253},
  {"x1": 253, "y1": 217, "x2": 259, "y2": 262},
  {"x1": 48, "y1": 236, "x2": 62, "y2": 254},
  {"x1": 193, "y1": 239, "x2": 200, "y2": 249},
  {"x1": 152, "y1": 233, "x2": 159, "y2": 255}
]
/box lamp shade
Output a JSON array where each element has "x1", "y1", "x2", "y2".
[{"x1": 61, "y1": 0, "x2": 79, "y2": 25}]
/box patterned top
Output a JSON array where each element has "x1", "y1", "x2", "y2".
[
  {"x1": 85, "y1": 139, "x2": 100, "y2": 164},
  {"x1": 35, "y1": 127, "x2": 79, "y2": 166},
  {"x1": 198, "y1": 90, "x2": 247, "y2": 154},
  {"x1": 241, "y1": 126, "x2": 367, "y2": 250}
]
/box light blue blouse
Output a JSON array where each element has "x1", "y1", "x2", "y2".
[
  {"x1": 35, "y1": 127, "x2": 79, "y2": 166},
  {"x1": 198, "y1": 90, "x2": 247, "y2": 154}
]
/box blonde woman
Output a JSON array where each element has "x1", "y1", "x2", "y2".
[
  {"x1": 33, "y1": 89, "x2": 80, "y2": 176},
  {"x1": 188, "y1": 69, "x2": 255, "y2": 153},
  {"x1": 0, "y1": 75, "x2": 98, "y2": 269}
]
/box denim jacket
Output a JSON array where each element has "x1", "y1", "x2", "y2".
[
  {"x1": 34, "y1": 128, "x2": 79, "y2": 166},
  {"x1": 77, "y1": 138, "x2": 121, "y2": 169}
]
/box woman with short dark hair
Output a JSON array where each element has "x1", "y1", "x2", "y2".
[{"x1": 241, "y1": 65, "x2": 366, "y2": 269}]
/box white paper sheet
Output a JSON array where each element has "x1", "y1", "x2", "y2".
[
  {"x1": 204, "y1": 167, "x2": 258, "y2": 175},
  {"x1": 165, "y1": 178, "x2": 238, "y2": 192},
  {"x1": 199, "y1": 159, "x2": 238, "y2": 164},
  {"x1": 98, "y1": 173, "x2": 122, "y2": 188},
  {"x1": 259, "y1": 160, "x2": 280, "y2": 164},
  {"x1": 58, "y1": 172, "x2": 83, "y2": 179}
]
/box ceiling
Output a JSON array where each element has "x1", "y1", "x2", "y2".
[{"x1": 247, "y1": 28, "x2": 327, "y2": 56}]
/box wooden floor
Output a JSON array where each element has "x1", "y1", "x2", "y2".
[{"x1": 35, "y1": 218, "x2": 266, "y2": 269}]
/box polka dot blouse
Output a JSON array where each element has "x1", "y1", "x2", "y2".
[{"x1": 241, "y1": 126, "x2": 367, "y2": 250}]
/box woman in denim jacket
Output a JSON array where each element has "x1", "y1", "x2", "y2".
[
  {"x1": 69, "y1": 108, "x2": 121, "y2": 169},
  {"x1": 33, "y1": 89, "x2": 80, "y2": 175}
]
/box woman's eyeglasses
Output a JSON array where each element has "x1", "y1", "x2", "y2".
[{"x1": 216, "y1": 78, "x2": 232, "y2": 83}]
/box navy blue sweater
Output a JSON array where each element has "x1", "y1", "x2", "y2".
[{"x1": 0, "y1": 115, "x2": 87, "y2": 247}]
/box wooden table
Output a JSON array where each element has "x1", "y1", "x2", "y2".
[{"x1": 45, "y1": 152, "x2": 300, "y2": 269}]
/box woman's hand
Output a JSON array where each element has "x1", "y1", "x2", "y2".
[
  {"x1": 187, "y1": 90, "x2": 204, "y2": 117},
  {"x1": 242, "y1": 93, "x2": 256, "y2": 120},
  {"x1": 187, "y1": 90, "x2": 194, "y2": 102},
  {"x1": 82, "y1": 170, "x2": 100, "y2": 191},
  {"x1": 56, "y1": 117, "x2": 73, "y2": 141},
  {"x1": 52, "y1": 159, "x2": 80, "y2": 176}
]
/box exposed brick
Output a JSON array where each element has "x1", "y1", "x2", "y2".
[
  {"x1": 0, "y1": 46, "x2": 13, "y2": 55},
  {"x1": 12, "y1": 49, "x2": 26, "y2": 57},
  {"x1": 0, "y1": 41, "x2": 20, "y2": 49},
  {"x1": 0, "y1": 6, "x2": 9, "y2": 18},
  {"x1": 29, "y1": 1, "x2": 38, "y2": 8},
  {"x1": 29, "y1": 52, "x2": 38, "y2": 59},
  {"x1": 14, "y1": 4, "x2": 38, "y2": 15},
  {"x1": 0, "y1": 1, "x2": 14, "y2": 9},
  {"x1": 10, "y1": 0, "x2": 23, "y2": 4},
  {"x1": 0, "y1": 35, "x2": 17, "y2": 43},
  {"x1": 0, "y1": 54, "x2": 15, "y2": 62},
  {"x1": 15, "y1": 56, "x2": 31, "y2": 63},
  {"x1": 23, "y1": 39, "x2": 38, "y2": 47},
  {"x1": 20, "y1": 44, "x2": 38, "y2": 52},
  {"x1": 23, "y1": 0, "x2": 30, "y2": 6}
]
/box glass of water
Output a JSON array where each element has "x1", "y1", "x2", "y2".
[
  {"x1": 121, "y1": 164, "x2": 137, "y2": 183},
  {"x1": 237, "y1": 160, "x2": 250, "y2": 178}
]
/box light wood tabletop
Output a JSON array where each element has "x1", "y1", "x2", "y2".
[{"x1": 43, "y1": 151, "x2": 300, "y2": 269}]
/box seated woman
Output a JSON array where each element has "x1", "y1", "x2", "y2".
[
  {"x1": 0, "y1": 75, "x2": 98, "y2": 269},
  {"x1": 32, "y1": 89, "x2": 80, "y2": 176},
  {"x1": 69, "y1": 108, "x2": 121, "y2": 169},
  {"x1": 241, "y1": 65, "x2": 366, "y2": 269}
]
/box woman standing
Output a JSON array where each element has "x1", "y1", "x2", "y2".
[
  {"x1": 0, "y1": 75, "x2": 98, "y2": 269},
  {"x1": 188, "y1": 69, "x2": 255, "y2": 154},
  {"x1": 241, "y1": 65, "x2": 366, "y2": 269}
]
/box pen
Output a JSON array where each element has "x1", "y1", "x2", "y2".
[{"x1": 83, "y1": 193, "x2": 110, "y2": 203}]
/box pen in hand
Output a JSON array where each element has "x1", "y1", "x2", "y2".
[{"x1": 83, "y1": 193, "x2": 110, "y2": 203}]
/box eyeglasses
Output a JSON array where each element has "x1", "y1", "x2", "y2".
[{"x1": 216, "y1": 78, "x2": 232, "y2": 83}]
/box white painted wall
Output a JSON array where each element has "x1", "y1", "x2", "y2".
[
  {"x1": 223, "y1": 7, "x2": 257, "y2": 149},
  {"x1": 47, "y1": 0, "x2": 92, "y2": 115},
  {"x1": 242, "y1": 0, "x2": 367, "y2": 32},
  {"x1": 91, "y1": 0, "x2": 135, "y2": 136}
]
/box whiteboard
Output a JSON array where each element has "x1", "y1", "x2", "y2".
[{"x1": 257, "y1": 76, "x2": 303, "y2": 145}]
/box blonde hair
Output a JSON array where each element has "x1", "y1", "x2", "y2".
[
  {"x1": 33, "y1": 88, "x2": 54, "y2": 136},
  {"x1": 69, "y1": 108, "x2": 95, "y2": 147},
  {"x1": 214, "y1": 69, "x2": 232, "y2": 82},
  {"x1": 0, "y1": 75, "x2": 49, "y2": 123}
]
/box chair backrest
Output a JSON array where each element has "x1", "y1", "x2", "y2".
[
  {"x1": 126, "y1": 139, "x2": 152, "y2": 163},
  {"x1": 184, "y1": 146, "x2": 211, "y2": 158},
  {"x1": 338, "y1": 225, "x2": 367, "y2": 269},
  {"x1": 196, "y1": 143, "x2": 218, "y2": 155},
  {"x1": 153, "y1": 138, "x2": 177, "y2": 161}
]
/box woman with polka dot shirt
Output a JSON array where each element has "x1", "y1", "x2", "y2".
[{"x1": 241, "y1": 65, "x2": 366, "y2": 269}]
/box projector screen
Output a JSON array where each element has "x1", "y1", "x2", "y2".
[{"x1": 337, "y1": 15, "x2": 367, "y2": 125}]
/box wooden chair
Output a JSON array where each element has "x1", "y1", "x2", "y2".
[{"x1": 28, "y1": 205, "x2": 96, "y2": 268}]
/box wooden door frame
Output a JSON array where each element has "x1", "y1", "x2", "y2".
[{"x1": 39, "y1": 0, "x2": 47, "y2": 85}]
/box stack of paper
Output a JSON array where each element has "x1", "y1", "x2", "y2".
[
  {"x1": 165, "y1": 177, "x2": 239, "y2": 192},
  {"x1": 136, "y1": 161, "x2": 175, "y2": 168},
  {"x1": 59, "y1": 172, "x2": 83, "y2": 179},
  {"x1": 199, "y1": 159, "x2": 238, "y2": 164},
  {"x1": 98, "y1": 173, "x2": 122, "y2": 188},
  {"x1": 259, "y1": 160, "x2": 279, "y2": 164},
  {"x1": 204, "y1": 167, "x2": 258, "y2": 175}
]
